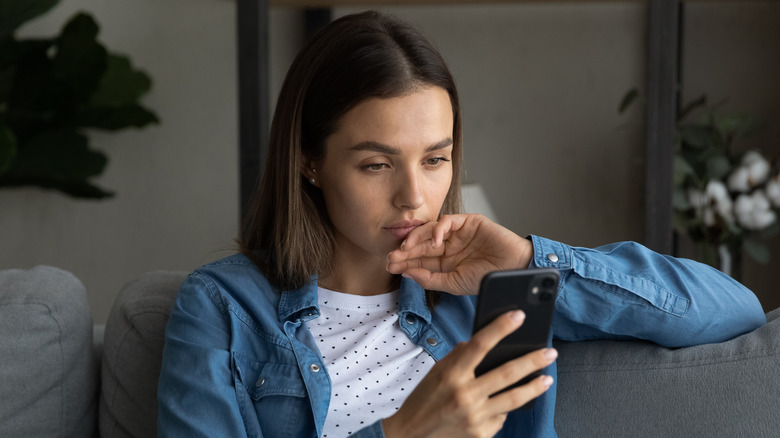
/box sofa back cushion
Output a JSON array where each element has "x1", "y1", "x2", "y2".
[
  {"x1": 0, "y1": 266, "x2": 98, "y2": 438},
  {"x1": 554, "y1": 308, "x2": 780, "y2": 437},
  {"x1": 99, "y1": 271, "x2": 186, "y2": 438}
]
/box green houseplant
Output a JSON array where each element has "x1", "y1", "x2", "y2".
[
  {"x1": 620, "y1": 90, "x2": 776, "y2": 282},
  {"x1": 0, "y1": 0, "x2": 158, "y2": 198}
]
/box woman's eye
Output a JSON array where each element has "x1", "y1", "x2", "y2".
[
  {"x1": 425, "y1": 157, "x2": 450, "y2": 166},
  {"x1": 363, "y1": 163, "x2": 388, "y2": 171}
]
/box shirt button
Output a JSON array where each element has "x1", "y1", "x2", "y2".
[
  {"x1": 405, "y1": 315, "x2": 415, "y2": 325},
  {"x1": 547, "y1": 253, "x2": 559, "y2": 263},
  {"x1": 310, "y1": 364, "x2": 321, "y2": 373},
  {"x1": 426, "y1": 337, "x2": 438, "y2": 346},
  {"x1": 256, "y1": 377, "x2": 265, "y2": 387}
]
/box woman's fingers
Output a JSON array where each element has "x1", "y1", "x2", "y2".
[
  {"x1": 455, "y1": 310, "x2": 527, "y2": 371},
  {"x1": 476, "y1": 347, "x2": 557, "y2": 400},
  {"x1": 487, "y1": 374, "x2": 555, "y2": 414}
]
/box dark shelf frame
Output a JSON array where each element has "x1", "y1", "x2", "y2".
[{"x1": 236, "y1": 1, "x2": 681, "y2": 254}]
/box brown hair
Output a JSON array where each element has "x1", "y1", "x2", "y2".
[{"x1": 240, "y1": 10, "x2": 463, "y2": 291}]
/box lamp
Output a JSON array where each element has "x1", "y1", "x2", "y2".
[{"x1": 461, "y1": 183, "x2": 498, "y2": 223}]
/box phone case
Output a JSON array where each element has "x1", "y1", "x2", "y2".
[{"x1": 472, "y1": 268, "x2": 560, "y2": 410}]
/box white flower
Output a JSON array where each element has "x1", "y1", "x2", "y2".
[
  {"x1": 687, "y1": 187, "x2": 707, "y2": 209},
  {"x1": 743, "y1": 151, "x2": 771, "y2": 185},
  {"x1": 734, "y1": 190, "x2": 777, "y2": 230},
  {"x1": 687, "y1": 181, "x2": 734, "y2": 226},
  {"x1": 706, "y1": 180, "x2": 734, "y2": 223},
  {"x1": 728, "y1": 167, "x2": 750, "y2": 192},
  {"x1": 766, "y1": 175, "x2": 780, "y2": 207},
  {"x1": 729, "y1": 151, "x2": 771, "y2": 193}
]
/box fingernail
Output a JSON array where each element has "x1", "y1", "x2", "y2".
[
  {"x1": 400, "y1": 240, "x2": 407, "y2": 251},
  {"x1": 509, "y1": 310, "x2": 526, "y2": 322},
  {"x1": 544, "y1": 348, "x2": 558, "y2": 361},
  {"x1": 542, "y1": 375, "x2": 554, "y2": 387},
  {"x1": 401, "y1": 273, "x2": 412, "y2": 279}
]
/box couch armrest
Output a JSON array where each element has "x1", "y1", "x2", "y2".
[
  {"x1": 0, "y1": 266, "x2": 98, "y2": 438},
  {"x1": 554, "y1": 308, "x2": 780, "y2": 437}
]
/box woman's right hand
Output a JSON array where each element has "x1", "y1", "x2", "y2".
[{"x1": 382, "y1": 310, "x2": 557, "y2": 438}]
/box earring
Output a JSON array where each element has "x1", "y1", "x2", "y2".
[{"x1": 310, "y1": 178, "x2": 316, "y2": 184}]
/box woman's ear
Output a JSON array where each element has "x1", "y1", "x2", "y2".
[{"x1": 301, "y1": 159, "x2": 319, "y2": 187}]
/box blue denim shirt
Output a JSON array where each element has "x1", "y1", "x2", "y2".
[{"x1": 157, "y1": 235, "x2": 766, "y2": 437}]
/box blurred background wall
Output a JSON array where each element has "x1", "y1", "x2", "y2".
[{"x1": 1, "y1": 0, "x2": 777, "y2": 323}]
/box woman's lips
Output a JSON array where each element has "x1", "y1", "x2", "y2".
[{"x1": 383, "y1": 220, "x2": 424, "y2": 240}]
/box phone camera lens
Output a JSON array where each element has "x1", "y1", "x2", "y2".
[
  {"x1": 539, "y1": 291, "x2": 553, "y2": 302},
  {"x1": 541, "y1": 277, "x2": 555, "y2": 289}
]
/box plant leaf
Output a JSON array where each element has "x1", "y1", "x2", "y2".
[
  {"x1": 673, "y1": 155, "x2": 696, "y2": 186},
  {"x1": 77, "y1": 104, "x2": 159, "y2": 130},
  {"x1": 706, "y1": 155, "x2": 732, "y2": 181},
  {"x1": 677, "y1": 95, "x2": 707, "y2": 122},
  {"x1": 672, "y1": 187, "x2": 691, "y2": 210},
  {"x1": 5, "y1": 38, "x2": 56, "y2": 112},
  {"x1": 0, "y1": 123, "x2": 17, "y2": 175},
  {"x1": 715, "y1": 113, "x2": 752, "y2": 137},
  {"x1": 678, "y1": 124, "x2": 712, "y2": 149},
  {"x1": 618, "y1": 88, "x2": 639, "y2": 114},
  {"x1": 758, "y1": 221, "x2": 780, "y2": 239},
  {"x1": 0, "y1": 0, "x2": 60, "y2": 38},
  {"x1": 89, "y1": 54, "x2": 152, "y2": 106},
  {"x1": 8, "y1": 129, "x2": 106, "y2": 180},
  {"x1": 51, "y1": 12, "x2": 107, "y2": 104},
  {"x1": 743, "y1": 239, "x2": 771, "y2": 265}
]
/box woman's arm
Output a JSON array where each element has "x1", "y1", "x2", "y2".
[
  {"x1": 157, "y1": 274, "x2": 249, "y2": 437},
  {"x1": 387, "y1": 214, "x2": 766, "y2": 348},
  {"x1": 530, "y1": 235, "x2": 766, "y2": 347}
]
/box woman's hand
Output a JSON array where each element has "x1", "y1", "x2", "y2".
[
  {"x1": 386, "y1": 214, "x2": 534, "y2": 295},
  {"x1": 382, "y1": 310, "x2": 556, "y2": 438}
]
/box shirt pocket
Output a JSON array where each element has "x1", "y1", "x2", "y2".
[{"x1": 232, "y1": 352, "x2": 315, "y2": 437}]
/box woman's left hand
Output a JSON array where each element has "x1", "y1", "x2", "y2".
[{"x1": 386, "y1": 214, "x2": 534, "y2": 295}]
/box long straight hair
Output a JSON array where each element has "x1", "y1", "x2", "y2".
[{"x1": 240, "y1": 11, "x2": 463, "y2": 291}]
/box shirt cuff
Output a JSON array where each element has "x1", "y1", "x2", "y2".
[{"x1": 527, "y1": 235, "x2": 573, "y2": 270}]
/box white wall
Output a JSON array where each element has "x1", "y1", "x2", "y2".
[
  {"x1": 2, "y1": 1, "x2": 777, "y2": 323},
  {"x1": 334, "y1": 4, "x2": 647, "y2": 248},
  {"x1": 1, "y1": 0, "x2": 240, "y2": 323}
]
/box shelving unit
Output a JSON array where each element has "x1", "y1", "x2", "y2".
[{"x1": 236, "y1": 0, "x2": 680, "y2": 253}]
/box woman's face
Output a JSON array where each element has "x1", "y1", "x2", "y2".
[{"x1": 311, "y1": 86, "x2": 454, "y2": 266}]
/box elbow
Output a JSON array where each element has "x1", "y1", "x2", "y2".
[{"x1": 688, "y1": 290, "x2": 767, "y2": 345}]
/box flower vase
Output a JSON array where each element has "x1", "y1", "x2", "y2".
[{"x1": 717, "y1": 242, "x2": 743, "y2": 283}]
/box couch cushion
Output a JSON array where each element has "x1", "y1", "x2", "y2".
[
  {"x1": 554, "y1": 308, "x2": 780, "y2": 437},
  {"x1": 0, "y1": 266, "x2": 98, "y2": 438},
  {"x1": 99, "y1": 271, "x2": 186, "y2": 438}
]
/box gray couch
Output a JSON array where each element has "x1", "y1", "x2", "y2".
[{"x1": 1, "y1": 266, "x2": 779, "y2": 437}]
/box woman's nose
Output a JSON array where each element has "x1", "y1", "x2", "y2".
[{"x1": 394, "y1": 168, "x2": 425, "y2": 210}]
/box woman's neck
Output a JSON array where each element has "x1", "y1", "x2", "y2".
[{"x1": 319, "y1": 252, "x2": 400, "y2": 296}]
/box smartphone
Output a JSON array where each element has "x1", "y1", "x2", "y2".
[{"x1": 472, "y1": 268, "x2": 560, "y2": 409}]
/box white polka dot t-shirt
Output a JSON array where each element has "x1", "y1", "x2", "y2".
[{"x1": 306, "y1": 287, "x2": 435, "y2": 437}]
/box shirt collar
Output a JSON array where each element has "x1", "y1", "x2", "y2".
[
  {"x1": 397, "y1": 276, "x2": 432, "y2": 324},
  {"x1": 277, "y1": 276, "x2": 320, "y2": 322},
  {"x1": 276, "y1": 275, "x2": 432, "y2": 324}
]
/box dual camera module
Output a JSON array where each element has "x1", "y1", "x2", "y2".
[{"x1": 529, "y1": 275, "x2": 557, "y2": 304}]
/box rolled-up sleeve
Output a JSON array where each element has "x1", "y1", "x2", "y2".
[{"x1": 529, "y1": 235, "x2": 766, "y2": 347}]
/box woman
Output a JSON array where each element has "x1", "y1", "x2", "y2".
[{"x1": 157, "y1": 11, "x2": 765, "y2": 437}]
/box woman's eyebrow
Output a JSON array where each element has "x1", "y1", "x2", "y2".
[{"x1": 349, "y1": 138, "x2": 453, "y2": 154}]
